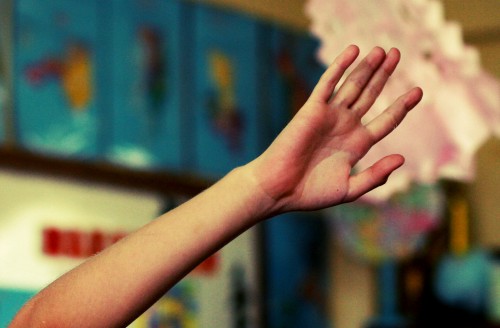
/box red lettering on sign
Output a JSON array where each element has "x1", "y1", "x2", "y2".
[
  {"x1": 42, "y1": 227, "x2": 128, "y2": 259},
  {"x1": 193, "y1": 253, "x2": 219, "y2": 275}
]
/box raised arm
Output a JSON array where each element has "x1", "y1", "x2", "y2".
[{"x1": 10, "y1": 45, "x2": 422, "y2": 328}]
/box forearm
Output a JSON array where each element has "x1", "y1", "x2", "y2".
[{"x1": 10, "y1": 166, "x2": 273, "y2": 328}]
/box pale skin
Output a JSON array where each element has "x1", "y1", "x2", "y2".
[{"x1": 10, "y1": 45, "x2": 423, "y2": 328}]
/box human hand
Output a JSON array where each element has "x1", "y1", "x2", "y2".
[{"x1": 246, "y1": 45, "x2": 423, "y2": 214}]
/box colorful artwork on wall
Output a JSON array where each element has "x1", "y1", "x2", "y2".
[
  {"x1": 14, "y1": 0, "x2": 105, "y2": 158},
  {"x1": 206, "y1": 50, "x2": 244, "y2": 152},
  {"x1": 106, "y1": 0, "x2": 188, "y2": 170},
  {"x1": 192, "y1": 5, "x2": 267, "y2": 178}
]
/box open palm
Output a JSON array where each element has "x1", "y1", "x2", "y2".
[{"x1": 247, "y1": 45, "x2": 423, "y2": 213}]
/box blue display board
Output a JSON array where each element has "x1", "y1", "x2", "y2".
[
  {"x1": 14, "y1": 0, "x2": 105, "y2": 158},
  {"x1": 192, "y1": 5, "x2": 267, "y2": 178},
  {"x1": 105, "y1": 0, "x2": 189, "y2": 170}
]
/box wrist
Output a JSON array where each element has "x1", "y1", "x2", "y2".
[{"x1": 226, "y1": 165, "x2": 278, "y2": 223}]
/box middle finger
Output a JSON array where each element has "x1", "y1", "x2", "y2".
[{"x1": 330, "y1": 47, "x2": 386, "y2": 109}]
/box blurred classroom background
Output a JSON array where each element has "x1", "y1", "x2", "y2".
[{"x1": 0, "y1": 0, "x2": 498, "y2": 327}]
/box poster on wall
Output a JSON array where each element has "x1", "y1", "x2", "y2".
[
  {"x1": 14, "y1": 0, "x2": 105, "y2": 158},
  {"x1": 106, "y1": 0, "x2": 188, "y2": 170},
  {"x1": 192, "y1": 5, "x2": 268, "y2": 178}
]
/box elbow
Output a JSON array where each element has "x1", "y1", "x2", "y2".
[
  {"x1": 9, "y1": 297, "x2": 51, "y2": 328},
  {"x1": 9, "y1": 297, "x2": 35, "y2": 328}
]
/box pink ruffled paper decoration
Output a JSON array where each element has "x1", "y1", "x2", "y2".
[{"x1": 305, "y1": 0, "x2": 500, "y2": 202}]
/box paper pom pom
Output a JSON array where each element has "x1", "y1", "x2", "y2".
[
  {"x1": 326, "y1": 184, "x2": 445, "y2": 262},
  {"x1": 305, "y1": 0, "x2": 500, "y2": 202}
]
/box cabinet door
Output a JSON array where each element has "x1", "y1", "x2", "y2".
[
  {"x1": 192, "y1": 5, "x2": 267, "y2": 178},
  {"x1": 14, "y1": 0, "x2": 104, "y2": 158},
  {"x1": 106, "y1": 0, "x2": 188, "y2": 170}
]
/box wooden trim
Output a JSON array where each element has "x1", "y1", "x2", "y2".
[
  {"x1": 184, "y1": 0, "x2": 309, "y2": 31},
  {"x1": 464, "y1": 28, "x2": 500, "y2": 45},
  {"x1": 0, "y1": 147, "x2": 213, "y2": 197}
]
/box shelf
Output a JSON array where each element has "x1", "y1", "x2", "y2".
[
  {"x1": 187, "y1": 0, "x2": 309, "y2": 31},
  {"x1": 0, "y1": 146, "x2": 213, "y2": 198}
]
